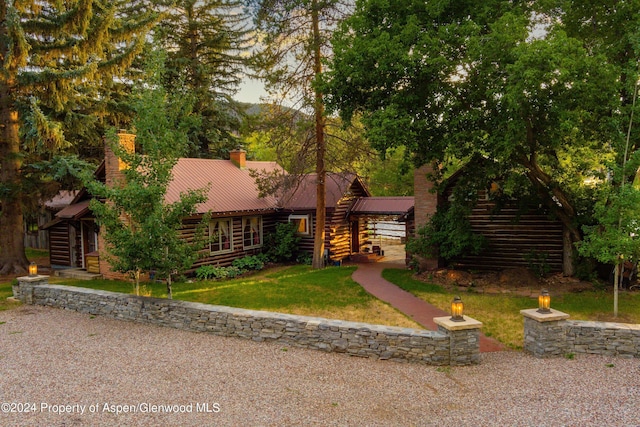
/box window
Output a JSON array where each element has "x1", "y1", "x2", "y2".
[
  {"x1": 243, "y1": 216, "x2": 262, "y2": 249},
  {"x1": 210, "y1": 219, "x2": 233, "y2": 254},
  {"x1": 25, "y1": 214, "x2": 39, "y2": 234},
  {"x1": 289, "y1": 214, "x2": 311, "y2": 236}
]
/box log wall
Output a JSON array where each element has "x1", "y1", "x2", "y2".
[
  {"x1": 449, "y1": 190, "x2": 564, "y2": 272},
  {"x1": 188, "y1": 214, "x2": 277, "y2": 270},
  {"x1": 48, "y1": 222, "x2": 72, "y2": 267}
]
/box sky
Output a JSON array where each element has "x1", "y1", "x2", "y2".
[{"x1": 235, "y1": 77, "x2": 268, "y2": 104}]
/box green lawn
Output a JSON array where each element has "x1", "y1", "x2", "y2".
[
  {"x1": 8, "y1": 252, "x2": 638, "y2": 350},
  {"x1": 382, "y1": 269, "x2": 640, "y2": 350},
  {"x1": 0, "y1": 248, "x2": 50, "y2": 312},
  {"x1": 0, "y1": 281, "x2": 21, "y2": 312},
  {"x1": 46, "y1": 265, "x2": 420, "y2": 328}
]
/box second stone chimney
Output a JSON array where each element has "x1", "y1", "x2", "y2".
[{"x1": 229, "y1": 148, "x2": 246, "y2": 169}]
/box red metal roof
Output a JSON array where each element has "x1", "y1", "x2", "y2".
[
  {"x1": 165, "y1": 158, "x2": 283, "y2": 215},
  {"x1": 351, "y1": 197, "x2": 414, "y2": 215},
  {"x1": 280, "y1": 173, "x2": 365, "y2": 210},
  {"x1": 51, "y1": 160, "x2": 377, "y2": 219}
]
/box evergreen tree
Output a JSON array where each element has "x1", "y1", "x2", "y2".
[
  {"x1": 252, "y1": 0, "x2": 355, "y2": 268},
  {"x1": 155, "y1": 0, "x2": 251, "y2": 158},
  {"x1": 0, "y1": 1, "x2": 158, "y2": 274}
]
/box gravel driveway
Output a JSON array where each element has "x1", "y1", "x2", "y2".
[{"x1": 1, "y1": 305, "x2": 639, "y2": 426}]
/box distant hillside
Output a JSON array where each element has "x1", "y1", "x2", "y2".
[{"x1": 236, "y1": 102, "x2": 307, "y2": 120}]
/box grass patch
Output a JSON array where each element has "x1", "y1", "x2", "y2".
[
  {"x1": 0, "y1": 280, "x2": 21, "y2": 312},
  {"x1": 382, "y1": 269, "x2": 532, "y2": 349},
  {"x1": 25, "y1": 248, "x2": 49, "y2": 260},
  {"x1": 383, "y1": 269, "x2": 640, "y2": 350},
  {"x1": 50, "y1": 265, "x2": 420, "y2": 328},
  {"x1": 552, "y1": 290, "x2": 640, "y2": 324}
]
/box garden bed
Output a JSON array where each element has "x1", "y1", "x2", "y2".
[{"x1": 419, "y1": 267, "x2": 598, "y2": 298}]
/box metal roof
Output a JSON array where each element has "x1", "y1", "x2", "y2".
[
  {"x1": 165, "y1": 158, "x2": 283, "y2": 215},
  {"x1": 350, "y1": 196, "x2": 414, "y2": 215},
  {"x1": 49, "y1": 160, "x2": 380, "y2": 220},
  {"x1": 55, "y1": 199, "x2": 91, "y2": 219},
  {"x1": 280, "y1": 173, "x2": 364, "y2": 210},
  {"x1": 45, "y1": 190, "x2": 78, "y2": 211}
]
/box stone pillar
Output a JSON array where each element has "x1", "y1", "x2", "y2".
[
  {"x1": 521, "y1": 309, "x2": 570, "y2": 358},
  {"x1": 14, "y1": 275, "x2": 49, "y2": 304},
  {"x1": 434, "y1": 316, "x2": 483, "y2": 365}
]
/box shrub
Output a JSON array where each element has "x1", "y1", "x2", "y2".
[
  {"x1": 195, "y1": 265, "x2": 243, "y2": 280},
  {"x1": 195, "y1": 255, "x2": 267, "y2": 281},
  {"x1": 296, "y1": 253, "x2": 313, "y2": 265},
  {"x1": 524, "y1": 250, "x2": 551, "y2": 278},
  {"x1": 264, "y1": 222, "x2": 301, "y2": 262},
  {"x1": 406, "y1": 207, "x2": 485, "y2": 271},
  {"x1": 232, "y1": 255, "x2": 265, "y2": 271}
]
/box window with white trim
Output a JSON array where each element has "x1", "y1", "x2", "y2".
[
  {"x1": 210, "y1": 219, "x2": 233, "y2": 254},
  {"x1": 288, "y1": 214, "x2": 311, "y2": 236},
  {"x1": 243, "y1": 216, "x2": 263, "y2": 249}
]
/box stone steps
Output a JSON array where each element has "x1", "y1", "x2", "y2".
[{"x1": 54, "y1": 268, "x2": 103, "y2": 280}]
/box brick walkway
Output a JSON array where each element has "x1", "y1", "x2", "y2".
[{"x1": 351, "y1": 261, "x2": 504, "y2": 352}]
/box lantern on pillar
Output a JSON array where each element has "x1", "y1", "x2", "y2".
[
  {"x1": 537, "y1": 289, "x2": 551, "y2": 314},
  {"x1": 450, "y1": 296, "x2": 465, "y2": 322},
  {"x1": 28, "y1": 262, "x2": 38, "y2": 277}
]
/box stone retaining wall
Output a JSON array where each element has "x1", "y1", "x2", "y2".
[
  {"x1": 14, "y1": 277, "x2": 482, "y2": 366},
  {"x1": 522, "y1": 309, "x2": 640, "y2": 358}
]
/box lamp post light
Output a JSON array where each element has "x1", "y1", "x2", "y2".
[
  {"x1": 537, "y1": 289, "x2": 551, "y2": 314},
  {"x1": 28, "y1": 261, "x2": 38, "y2": 277},
  {"x1": 450, "y1": 296, "x2": 465, "y2": 322}
]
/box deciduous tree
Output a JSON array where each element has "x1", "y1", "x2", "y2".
[
  {"x1": 85, "y1": 53, "x2": 208, "y2": 297},
  {"x1": 325, "y1": 0, "x2": 637, "y2": 275}
]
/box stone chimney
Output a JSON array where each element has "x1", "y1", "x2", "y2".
[
  {"x1": 105, "y1": 131, "x2": 136, "y2": 187},
  {"x1": 413, "y1": 162, "x2": 440, "y2": 269},
  {"x1": 100, "y1": 130, "x2": 136, "y2": 280},
  {"x1": 414, "y1": 163, "x2": 438, "y2": 229},
  {"x1": 230, "y1": 148, "x2": 247, "y2": 169}
]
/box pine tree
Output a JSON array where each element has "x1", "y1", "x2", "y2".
[
  {"x1": 252, "y1": 0, "x2": 353, "y2": 268},
  {"x1": 155, "y1": 0, "x2": 251, "y2": 158},
  {"x1": 0, "y1": 1, "x2": 158, "y2": 274}
]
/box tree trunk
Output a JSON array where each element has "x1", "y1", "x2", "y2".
[
  {"x1": 0, "y1": 67, "x2": 29, "y2": 274},
  {"x1": 562, "y1": 228, "x2": 575, "y2": 276},
  {"x1": 166, "y1": 274, "x2": 173, "y2": 299},
  {"x1": 311, "y1": 0, "x2": 326, "y2": 270},
  {"x1": 133, "y1": 269, "x2": 141, "y2": 296},
  {"x1": 613, "y1": 260, "x2": 620, "y2": 317},
  {"x1": 521, "y1": 153, "x2": 582, "y2": 275}
]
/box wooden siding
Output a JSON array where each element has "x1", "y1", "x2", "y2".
[
  {"x1": 448, "y1": 191, "x2": 564, "y2": 272},
  {"x1": 329, "y1": 198, "x2": 353, "y2": 260},
  {"x1": 186, "y1": 214, "x2": 277, "y2": 270},
  {"x1": 329, "y1": 181, "x2": 371, "y2": 260},
  {"x1": 48, "y1": 222, "x2": 72, "y2": 267},
  {"x1": 274, "y1": 211, "x2": 316, "y2": 255},
  {"x1": 24, "y1": 211, "x2": 54, "y2": 249}
]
